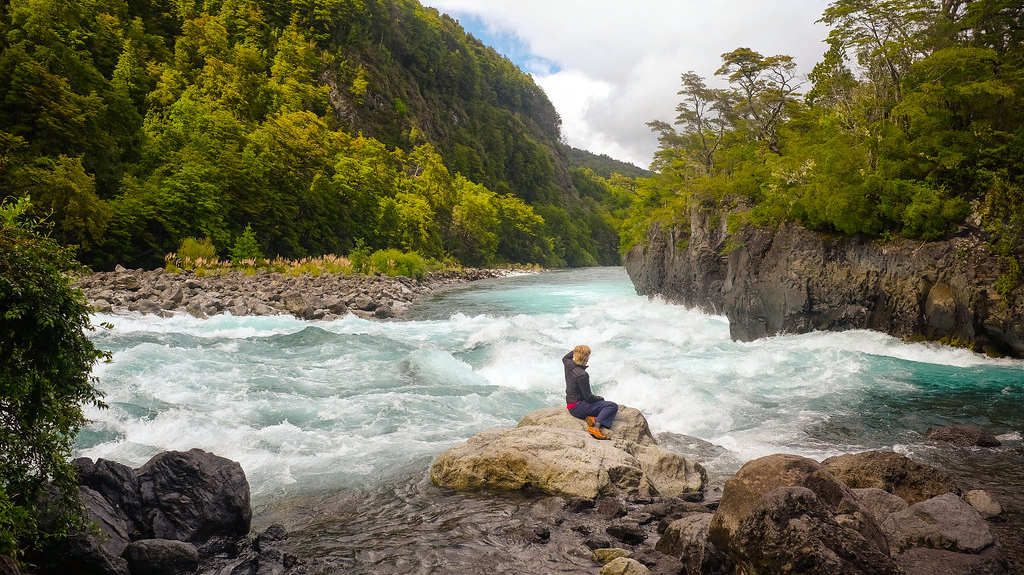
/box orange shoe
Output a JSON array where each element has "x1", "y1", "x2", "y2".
[
  {"x1": 587, "y1": 426, "x2": 608, "y2": 440},
  {"x1": 586, "y1": 416, "x2": 596, "y2": 427}
]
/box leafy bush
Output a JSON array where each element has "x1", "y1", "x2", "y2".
[
  {"x1": 177, "y1": 237, "x2": 217, "y2": 269},
  {"x1": 364, "y1": 249, "x2": 427, "y2": 279},
  {"x1": 0, "y1": 198, "x2": 107, "y2": 558}
]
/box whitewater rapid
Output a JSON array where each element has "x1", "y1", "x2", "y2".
[{"x1": 76, "y1": 267, "x2": 1024, "y2": 508}]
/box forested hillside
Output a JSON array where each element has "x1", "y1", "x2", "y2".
[
  {"x1": 625, "y1": 0, "x2": 1024, "y2": 278},
  {"x1": 0, "y1": 0, "x2": 621, "y2": 269}
]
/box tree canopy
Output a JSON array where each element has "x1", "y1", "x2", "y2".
[
  {"x1": 0, "y1": 0, "x2": 623, "y2": 270},
  {"x1": 624, "y1": 0, "x2": 1024, "y2": 266}
]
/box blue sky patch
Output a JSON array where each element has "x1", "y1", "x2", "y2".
[{"x1": 451, "y1": 12, "x2": 561, "y2": 76}]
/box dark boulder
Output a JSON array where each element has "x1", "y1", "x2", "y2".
[
  {"x1": 74, "y1": 457, "x2": 145, "y2": 536},
  {"x1": 729, "y1": 486, "x2": 902, "y2": 575},
  {"x1": 137, "y1": 449, "x2": 251, "y2": 549},
  {"x1": 708, "y1": 454, "x2": 888, "y2": 556},
  {"x1": 122, "y1": 539, "x2": 199, "y2": 575},
  {"x1": 881, "y1": 493, "x2": 1000, "y2": 555},
  {"x1": 924, "y1": 424, "x2": 1001, "y2": 447}
]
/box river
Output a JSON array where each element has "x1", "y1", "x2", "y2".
[{"x1": 75, "y1": 267, "x2": 1024, "y2": 573}]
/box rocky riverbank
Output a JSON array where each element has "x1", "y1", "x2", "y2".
[
  {"x1": 75, "y1": 266, "x2": 519, "y2": 320},
  {"x1": 624, "y1": 201, "x2": 1024, "y2": 358},
  {"x1": 14, "y1": 413, "x2": 1019, "y2": 575}
]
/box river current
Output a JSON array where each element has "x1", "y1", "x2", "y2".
[{"x1": 75, "y1": 267, "x2": 1024, "y2": 573}]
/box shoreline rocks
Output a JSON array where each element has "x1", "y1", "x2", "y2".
[{"x1": 75, "y1": 266, "x2": 519, "y2": 320}]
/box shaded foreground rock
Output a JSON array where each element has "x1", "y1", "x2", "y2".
[
  {"x1": 77, "y1": 266, "x2": 517, "y2": 320},
  {"x1": 430, "y1": 406, "x2": 706, "y2": 499},
  {"x1": 671, "y1": 452, "x2": 1010, "y2": 575},
  {"x1": 28, "y1": 449, "x2": 253, "y2": 575}
]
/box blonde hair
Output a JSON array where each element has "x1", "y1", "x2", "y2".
[{"x1": 573, "y1": 344, "x2": 591, "y2": 366}]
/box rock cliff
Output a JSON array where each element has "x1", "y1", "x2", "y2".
[{"x1": 624, "y1": 203, "x2": 1024, "y2": 357}]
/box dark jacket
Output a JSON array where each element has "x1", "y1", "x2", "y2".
[{"x1": 564, "y1": 351, "x2": 602, "y2": 404}]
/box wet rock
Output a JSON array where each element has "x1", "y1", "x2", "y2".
[
  {"x1": 606, "y1": 521, "x2": 646, "y2": 545},
  {"x1": 925, "y1": 424, "x2": 1002, "y2": 447},
  {"x1": 596, "y1": 497, "x2": 628, "y2": 519},
  {"x1": 122, "y1": 539, "x2": 199, "y2": 575},
  {"x1": 73, "y1": 458, "x2": 145, "y2": 537},
  {"x1": 881, "y1": 493, "x2": 1000, "y2": 555},
  {"x1": 895, "y1": 547, "x2": 1009, "y2": 575},
  {"x1": 822, "y1": 450, "x2": 959, "y2": 504}
]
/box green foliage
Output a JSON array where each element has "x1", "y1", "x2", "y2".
[
  {"x1": 625, "y1": 0, "x2": 1024, "y2": 259},
  {"x1": 358, "y1": 248, "x2": 427, "y2": 280},
  {"x1": 177, "y1": 236, "x2": 217, "y2": 268},
  {"x1": 230, "y1": 224, "x2": 263, "y2": 263},
  {"x1": 0, "y1": 0, "x2": 620, "y2": 271},
  {"x1": 0, "y1": 197, "x2": 107, "y2": 558}
]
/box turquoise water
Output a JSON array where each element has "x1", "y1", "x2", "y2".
[{"x1": 77, "y1": 267, "x2": 1024, "y2": 508}]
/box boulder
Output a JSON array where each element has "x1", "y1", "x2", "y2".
[
  {"x1": 593, "y1": 548, "x2": 631, "y2": 564},
  {"x1": 122, "y1": 539, "x2": 199, "y2": 575},
  {"x1": 822, "y1": 450, "x2": 959, "y2": 504},
  {"x1": 599, "y1": 557, "x2": 650, "y2": 575},
  {"x1": 727, "y1": 486, "x2": 903, "y2": 575},
  {"x1": 79, "y1": 486, "x2": 131, "y2": 558},
  {"x1": 430, "y1": 408, "x2": 705, "y2": 499},
  {"x1": 708, "y1": 454, "x2": 888, "y2": 556},
  {"x1": 964, "y1": 489, "x2": 1003, "y2": 519},
  {"x1": 517, "y1": 406, "x2": 657, "y2": 446},
  {"x1": 655, "y1": 513, "x2": 731, "y2": 575},
  {"x1": 137, "y1": 449, "x2": 251, "y2": 549},
  {"x1": 73, "y1": 457, "x2": 145, "y2": 537},
  {"x1": 895, "y1": 547, "x2": 1009, "y2": 575},
  {"x1": 852, "y1": 487, "x2": 909, "y2": 522},
  {"x1": 924, "y1": 425, "x2": 1001, "y2": 447},
  {"x1": 430, "y1": 427, "x2": 655, "y2": 498},
  {"x1": 881, "y1": 493, "x2": 999, "y2": 555}
]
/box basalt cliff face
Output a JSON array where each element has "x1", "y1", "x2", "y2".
[{"x1": 624, "y1": 204, "x2": 1024, "y2": 358}]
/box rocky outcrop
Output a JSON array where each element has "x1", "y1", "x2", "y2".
[
  {"x1": 76, "y1": 266, "x2": 517, "y2": 320},
  {"x1": 430, "y1": 406, "x2": 706, "y2": 499},
  {"x1": 27, "y1": 449, "x2": 251, "y2": 575},
  {"x1": 624, "y1": 204, "x2": 1024, "y2": 357},
  {"x1": 655, "y1": 452, "x2": 1009, "y2": 575}
]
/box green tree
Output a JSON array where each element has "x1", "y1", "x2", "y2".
[{"x1": 0, "y1": 197, "x2": 107, "y2": 560}]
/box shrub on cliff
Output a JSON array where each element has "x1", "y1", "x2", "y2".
[{"x1": 0, "y1": 198, "x2": 107, "y2": 561}]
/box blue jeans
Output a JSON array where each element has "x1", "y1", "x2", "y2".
[{"x1": 568, "y1": 399, "x2": 618, "y2": 429}]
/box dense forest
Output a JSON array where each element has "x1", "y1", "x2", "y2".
[
  {"x1": 0, "y1": 0, "x2": 624, "y2": 270},
  {"x1": 625, "y1": 0, "x2": 1024, "y2": 278}
]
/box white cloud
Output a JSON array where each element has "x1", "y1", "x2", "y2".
[{"x1": 422, "y1": 0, "x2": 829, "y2": 168}]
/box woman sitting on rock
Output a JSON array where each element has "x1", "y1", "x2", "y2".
[{"x1": 563, "y1": 345, "x2": 618, "y2": 440}]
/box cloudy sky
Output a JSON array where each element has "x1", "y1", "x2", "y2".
[{"x1": 420, "y1": 1, "x2": 832, "y2": 168}]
